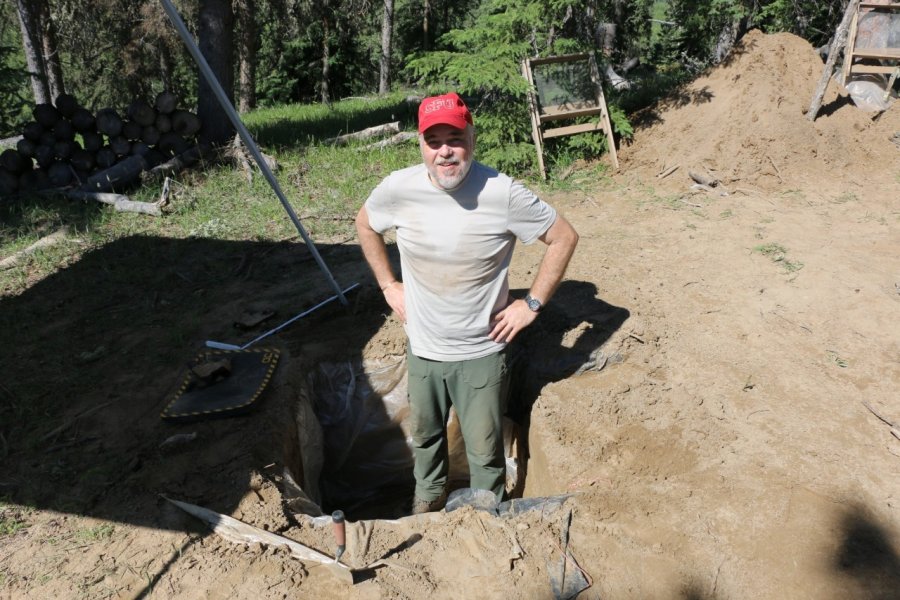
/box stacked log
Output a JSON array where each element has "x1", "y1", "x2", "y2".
[{"x1": 0, "y1": 91, "x2": 203, "y2": 198}]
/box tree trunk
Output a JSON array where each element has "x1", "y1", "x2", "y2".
[
  {"x1": 379, "y1": 0, "x2": 394, "y2": 95},
  {"x1": 37, "y1": 0, "x2": 65, "y2": 100},
  {"x1": 159, "y1": 42, "x2": 175, "y2": 92},
  {"x1": 599, "y1": 22, "x2": 616, "y2": 57},
  {"x1": 14, "y1": 0, "x2": 50, "y2": 104},
  {"x1": 235, "y1": 0, "x2": 257, "y2": 112},
  {"x1": 197, "y1": 0, "x2": 235, "y2": 147},
  {"x1": 714, "y1": 18, "x2": 745, "y2": 63},
  {"x1": 321, "y1": 15, "x2": 331, "y2": 105},
  {"x1": 423, "y1": 0, "x2": 430, "y2": 52}
]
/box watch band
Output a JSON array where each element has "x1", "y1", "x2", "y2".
[{"x1": 525, "y1": 294, "x2": 542, "y2": 313}]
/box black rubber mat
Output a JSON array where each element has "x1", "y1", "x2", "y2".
[{"x1": 161, "y1": 348, "x2": 280, "y2": 421}]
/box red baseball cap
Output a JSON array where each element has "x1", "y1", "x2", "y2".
[{"x1": 417, "y1": 92, "x2": 473, "y2": 133}]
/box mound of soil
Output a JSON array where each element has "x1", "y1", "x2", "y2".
[{"x1": 623, "y1": 29, "x2": 900, "y2": 192}]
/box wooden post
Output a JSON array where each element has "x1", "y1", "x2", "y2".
[
  {"x1": 589, "y1": 53, "x2": 619, "y2": 170},
  {"x1": 522, "y1": 58, "x2": 547, "y2": 180},
  {"x1": 807, "y1": 0, "x2": 859, "y2": 122}
]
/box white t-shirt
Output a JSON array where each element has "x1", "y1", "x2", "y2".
[{"x1": 365, "y1": 161, "x2": 557, "y2": 361}]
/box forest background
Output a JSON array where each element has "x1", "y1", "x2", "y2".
[{"x1": 2, "y1": 0, "x2": 852, "y2": 175}]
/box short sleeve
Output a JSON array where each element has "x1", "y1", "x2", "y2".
[
  {"x1": 364, "y1": 176, "x2": 396, "y2": 234},
  {"x1": 507, "y1": 180, "x2": 557, "y2": 244}
]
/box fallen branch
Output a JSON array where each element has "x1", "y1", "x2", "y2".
[
  {"x1": 680, "y1": 197, "x2": 705, "y2": 207},
  {"x1": 657, "y1": 164, "x2": 679, "y2": 179},
  {"x1": 143, "y1": 146, "x2": 204, "y2": 181},
  {"x1": 231, "y1": 134, "x2": 254, "y2": 181},
  {"x1": 324, "y1": 122, "x2": 400, "y2": 146},
  {"x1": 766, "y1": 154, "x2": 784, "y2": 182},
  {"x1": 229, "y1": 134, "x2": 279, "y2": 181},
  {"x1": 862, "y1": 400, "x2": 898, "y2": 429},
  {"x1": 0, "y1": 227, "x2": 70, "y2": 270},
  {"x1": 361, "y1": 131, "x2": 417, "y2": 150},
  {"x1": 66, "y1": 190, "x2": 161, "y2": 216}
]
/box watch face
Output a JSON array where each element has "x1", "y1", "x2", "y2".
[{"x1": 526, "y1": 296, "x2": 541, "y2": 312}]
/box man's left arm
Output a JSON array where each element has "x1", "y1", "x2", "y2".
[{"x1": 489, "y1": 214, "x2": 579, "y2": 343}]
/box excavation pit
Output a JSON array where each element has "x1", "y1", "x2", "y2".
[{"x1": 282, "y1": 354, "x2": 529, "y2": 521}]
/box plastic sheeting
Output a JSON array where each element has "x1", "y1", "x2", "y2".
[
  {"x1": 856, "y1": 2, "x2": 900, "y2": 50},
  {"x1": 289, "y1": 355, "x2": 523, "y2": 519}
]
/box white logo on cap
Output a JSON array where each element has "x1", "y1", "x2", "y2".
[{"x1": 423, "y1": 98, "x2": 458, "y2": 114}]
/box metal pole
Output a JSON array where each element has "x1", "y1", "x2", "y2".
[
  {"x1": 205, "y1": 283, "x2": 359, "y2": 351},
  {"x1": 158, "y1": 0, "x2": 348, "y2": 305}
]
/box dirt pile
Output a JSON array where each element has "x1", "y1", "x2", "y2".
[{"x1": 623, "y1": 29, "x2": 900, "y2": 192}]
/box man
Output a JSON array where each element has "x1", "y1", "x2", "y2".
[{"x1": 355, "y1": 92, "x2": 578, "y2": 514}]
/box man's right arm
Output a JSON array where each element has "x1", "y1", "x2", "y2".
[{"x1": 355, "y1": 205, "x2": 406, "y2": 321}]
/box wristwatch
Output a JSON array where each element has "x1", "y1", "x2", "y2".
[{"x1": 524, "y1": 294, "x2": 542, "y2": 313}]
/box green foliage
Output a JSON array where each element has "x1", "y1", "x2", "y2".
[
  {"x1": 245, "y1": 92, "x2": 417, "y2": 146},
  {"x1": 607, "y1": 104, "x2": 633, "y2": 140},
  {"x1": 0, "y1": 2, "x2": 29, "y2": 137},
  {"x1": 756, "y1": 0, "x2": 846, "y2": 46},
  {"x1": 0, "y1": 43, "x2": 29, "y2": 138},
  {"x1": 657, "y1": 0, "x2": 745, "y2": 68},
  {"x1": 654, "y1": 0, "x2": 847, "y2": 70},
  {"x1": 258, "y1": 1, "x2": 379, "y2": 105},
  {"x1": 405, "y1": 0, "x2": 639, "y2": 178}
]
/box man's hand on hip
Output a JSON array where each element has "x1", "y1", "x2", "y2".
[
  {"x1": 489, "y1": 299, "x2": 537, "y2": 343},
  {"x1": 383, "y1": 281, "x2": 406, "y2": 321}
]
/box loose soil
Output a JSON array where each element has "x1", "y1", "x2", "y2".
[{"x1": 2, "y1": 31, "x2": 899, "y2": 599}]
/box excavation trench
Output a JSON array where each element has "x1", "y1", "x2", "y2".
[{"x1": 282, "y1": 353, "x2": 552, "y2": 521}]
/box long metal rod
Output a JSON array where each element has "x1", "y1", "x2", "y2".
[
  {"x1": 158, "y1": 0, "x2": 348, "y2": 305},
  {"x1": 205, "y1": 283, "x2": 359, "y2": 351}
]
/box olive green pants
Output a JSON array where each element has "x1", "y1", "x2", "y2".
[{"x1": 407, "y1": 348, "x2": 509, "y2": 501}]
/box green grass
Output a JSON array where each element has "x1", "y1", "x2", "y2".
[
  {"x1": 0, "y1": 499, "x2": 30, "y2": 536},
  {"x1": 827, "y1": 350, "x2": 849, "y2": 368},
  {"x1": 754, "y1": 242, "x2": 787, "y2": 257},
  {"x1": 0, "y1": 94, "x2": 426, "y2": 297},
  {"x1": 244, "y1": 92, "x2": 418, "y2": 148},
  {"x1": 831, "y1": 191, "x2": 858, "y2": 204},
  {"x1": 540, "y1": 161, "x2": 612, "y2": 194},
  {"x1": 75, "y1": 523, "x2": 115, "y2": 541},
  {"x1": 753, "y1": 242, "x2": 804, "y2": 273}
]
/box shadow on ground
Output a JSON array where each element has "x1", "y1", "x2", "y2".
[
  {"x1": 510, "y1": 280, "x2": 630, "y2": 421},
  {"x1": 0, "y1": 234, "x2": 383, "y2": 534},
  {"x1": 833, "y1": 503, "x2": 900, "y2": 600}
]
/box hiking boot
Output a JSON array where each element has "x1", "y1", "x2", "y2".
[{"x1": 411, "y1": 490, "x2": 448, "y2": 515}]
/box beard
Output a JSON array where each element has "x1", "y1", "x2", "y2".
[{"x1": 426, "y1": 156, "x2": 472, "y2": 190}]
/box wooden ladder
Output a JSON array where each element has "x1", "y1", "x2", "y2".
[
  {"x1": 841, "y1": 1, "x2": 900, "y2": 85},
  {"x1": 522, "y1": 53, "x2": 619, "y2": 180}
]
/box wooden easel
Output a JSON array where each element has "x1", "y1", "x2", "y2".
[
  {"x1": 841, "y1": 1, "x2": 900, "y2": 85},
  {"x1": 522, "y1": 53, "x2": 619, "y2": 180}
]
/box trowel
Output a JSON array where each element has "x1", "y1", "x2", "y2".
[{"x1": 318, "y1": 510, "x2": 354, "y2": 584}]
